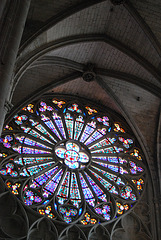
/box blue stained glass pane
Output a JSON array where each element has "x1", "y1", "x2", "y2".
[
  {"x1": 23, "y1": 157, "x2": 53, "y2": 165},
  {"x1": 24, "y1": 190, "x2": 42, "y2": 205},
  {"x1": 80, "y1": 121, "x2": 96, "y2": 143},
  {"x1": 92, "y1": 166, "x2": 125, "y2": 186},
  {"x1": 89, "y1": 138, "x2": 112, "y2": 150},
  {"x1": 92, "y1": 156, "x2": 107, "y2": 161},
  {"x1": 29, "y1": 129, "x2": 42, "y2": 139},
  {"x1": 57, "y1": 171, "x2": 70, "y2": 204},
  {"x1": 93, "y1": 161, "x2": 108, "y2": 168},
  {"x1": 65, "y1": 113, "x2": 73, "y2": 139},
  {"x1": 29, "y1": 119, "x2": 39, "y2": 126},
  {"x1": 74, "y1": 116, "x2": 84, "y2": 140},
  {"x1": 35, "y1": 124, "x2": 56, "y2": 142},
  {"x1": 103, "y1": 147, "x2": 115, "y2": 153},
  {"x1": 53, "y1": 113, "x2": 66, "y2": 139},
  {"x1": 108, "y1": 138, "x2": 117, "y2": 144},
  {"x1": 120, "y1": 167, "x2": 128, "y2": 174},
  {"x1": 36, "y1": 142, "x2": 51, "y2": 149},
  {"x1": 70, "y1": 173, "x2": 81, "y2": 207},
  {"x1": 30, "y1": 166, "x2": 59, "y2": 187},
  {"x1": 42, "y1": 116, "x2": 62, "y2": 140},
  {"x1": 26, "y1": 162, "x2": 53, "y2": 176},
  {"x1": 107, "y1": 165, "x2": 119, "y2": 173},
  {"x1": 95, "y1": 205, "x2": 111, "y2": 221},
  {"x1": 65, "y1": 159, "x2": 79, "y2": 169},
  {"x1": 129, "y1": 161, "x2": 144, "y2": 174},
  {"x1": 108, "y1": 157, "x2": 118, "y2": 163},
  {"x1": 93, "y1": 162, "x2": 128, "y2": 175},
  {"x1": 92, "y1": 156, "x2": 118, "y2": 163},
  {"x1": 23, "y1": 137, "x2": 51, "y2": 149},
  {"x1": 113, "y1": 146, "x2": 124, "y2": 153},
  {"x1": 14, "y1": 157, "x2": 23, "y2": 165},
  {"x1": 91, "y1": 147, "x2": 115, "y2": 154},
  {"x1": 95, "y1": 161, "x2": 118, "y2": 171},
  {"x1": 79, "y1": 208, "x2": 82, "y2": 215},
  {"x1": 39, "y1": 101, "x2": 53, "y2": 112},
  {"x1": 20, "y1": 168, "x2": 29, "y2": 177},
  {"x1": 66, "y1": 142, "x2": 79, "y2": 151},
  {"x1": 41, "y1": 114, "x2": 49, "y2": 122},
  {"x1": 12, "y1": 146, "x2": 22, "y2": 153},
  {"x1": 55, "y1": 148, "x2": 65, "y2": 158},
  {"x1": 97, "y1": 116, "x2": 109, "y2": 126},
  {"x1": 89, "y1": 142, "x2": 102, "y2": 150},
  {"x1": 116, "y1": 177, "x2": 125, "y2": 185},
  {"x1": 27, "y1": 129, "x2": 53, "y2": 145},
  {"x1": 89, "y1": 169, "x2": 118, "y2": 195},
  {"x1": 79, "y1": 173, "x2": 95, "y2": 207},
  {"x1": 16, "y1": 136, "x2": 25, "y2": 143},
  {"x1": 21, "y1": 126, "x2": 31, "y2": 133},
  {"x1": 85, "y1": 128, "x2": 106, "y2": 145},
  {"x1": 119, "y1": 157, "x2": 127, "y2": 164},
  {"x1": 84, "y1": 172, "x2": 107, "y2": 202},
  {"x1": 22, "y1": 147, "x2": 51, "y2": 154},
  {"x1": 44, "y1": 169, "x2": 63, "y2": 194}
]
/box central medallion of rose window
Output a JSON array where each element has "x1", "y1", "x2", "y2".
[{"x1": 55, "y1": 141, "x2": 90, "y2": 169}]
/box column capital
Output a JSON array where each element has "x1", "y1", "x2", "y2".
[{"x1": 4, "y1": 100, "x2": 13, "y2": 113}]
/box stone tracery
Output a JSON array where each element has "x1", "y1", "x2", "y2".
[{"x1": 0, "y1": 95, "x2": 146, "y2": 229}]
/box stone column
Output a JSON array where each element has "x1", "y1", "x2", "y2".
[{"x1": 0, "y1": 0, "x2": 31, "y2": 134}]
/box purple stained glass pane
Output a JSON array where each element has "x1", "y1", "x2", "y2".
[
  {"x1": 44, "y1": 169, "x2": 63, "y2": 194},
  {"x1": 85, "y1": 128, "x2": 106, "y2": 145},
  {"x1": 80, "y1": 121, "x2": 96, "y2": 143},
  {"x1": 84, "y1": 172, "x2": 106, "y2": 202},
  {"x1": 26, "y1": 162, "x2": 53, "y2": 176},
  {"x1": 79, "y1": 173, "x2": 95, "y2": 207},
  {"x1": 70, "y1": 173, "x2": 81, "y2": 207},
  {"x1": 53, "y1": 113, "x2": 66, "y2": 139},
  {"x1": 43, "y1": 119, "x2": 62, "y2": 140},
  {"x1": 30, "y1": 166, "x2": 59, "y2": 187}
]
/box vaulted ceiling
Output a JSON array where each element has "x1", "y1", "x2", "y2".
[{"x1": 11, "y1": 0, "x2": 161, "y2": 193}]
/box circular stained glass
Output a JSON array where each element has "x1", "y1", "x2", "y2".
[{"x1": 0, "y1": 96, "x2": 146, "y2": 225}]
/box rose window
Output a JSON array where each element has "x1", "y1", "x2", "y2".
[{"x1": 0, "y1": 96, "x2": 146, "y2": 225}]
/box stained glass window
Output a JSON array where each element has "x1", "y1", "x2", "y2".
[{"x1": 0, "y1": 96, "x2": 146, "y2": 225}]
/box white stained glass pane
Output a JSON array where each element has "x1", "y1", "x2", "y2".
[
  {"x1": 55, "y1": 148, "x2": 65, "y2": 158},
  {"x1": 79, "y1": 152, "x2": 89, "y2": 163}
]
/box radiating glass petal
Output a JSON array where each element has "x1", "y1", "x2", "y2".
[
  {"x1": 65, "y1": 113, "x2": 73, "y2": 139},
  {"x1": 70, "y1": 173, "x2": 81, "y2": 207},
  {"x1": 79, "y1": 173, "x2": 95, "y2": 207},
  {"x1": 57, "y1": 171, "x2": 70, "y2": 204},
  {"x1": 74, "y1": 115, "x2": 84, "y2": 140}
]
